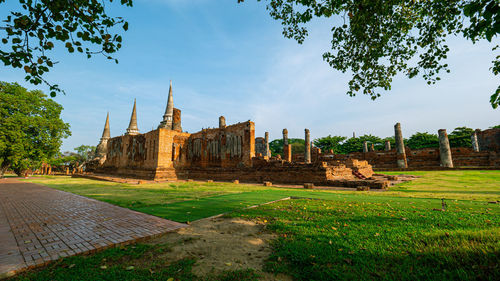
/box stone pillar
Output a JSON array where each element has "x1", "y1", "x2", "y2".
[
  {"x1": 304, "y1": 129, "x2": 311, "y2": 163},
  {"x1": 353, "y1": 132, "x2": 356, "y2": 138},
  {"x1": 438, "y1": 129, "x2": 454, "y2": 168},
  {"x1": 65, "y1": 167, "x2": 69, "y2": 175},
  {"x1": 48, "y1": 166, "x2": 52, "y2": 175},
  {"x1": 284, "y1": 144, "x2": 292, "y2": 162},
  {"x1": 384, "y1": 140, "x2": 391, "y2": 151},
  {"x1": 264, "y1": 132, "x2": 270, "y2": 157},
  {"x1": 471, "y1": 130, "x2": 479, "y2": 152},
  {"x1": 219, "y1": 116, "x2": 226, "y2": 128},
  {"x1": 172, "y1": 108, "x2": 182, "y2": 131},
  {"x1": 394, "y1": 123, "x2": 407, "y2": 168},
  {"x1": 370, "y1": 143, "x2": 375, "y2": 152},
  {"x1": 363, "y1": 141, "x2": 368, "y2": 153},
  {"x1": 282, "y1": 129, "x2": 289, "y2": 146}
]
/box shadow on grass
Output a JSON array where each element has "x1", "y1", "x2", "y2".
[
  {"x1": 133, "y1": 191, "x2": 289, "y2": 222},
  {"x1": 234, "y1": 198, "x2": 500, "y2": 281}
]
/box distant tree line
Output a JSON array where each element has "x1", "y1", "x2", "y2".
[{"x1": 269, "y1": 126, "x2": 500, "y2": 156}]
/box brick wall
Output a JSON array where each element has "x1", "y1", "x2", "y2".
[
  {"x1": 317, "y1": 147, "x2": 499, "y2": 169},
  {"x1": 96, "y1": 121, "x2": 256, "y2": 180},
  {"x1": 186, "y1": 121, "x2": 255, "y2": 168},
  {"x1": 478, "y1": 128, "x2": 500, "y2": 152}
]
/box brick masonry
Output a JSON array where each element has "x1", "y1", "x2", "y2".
[
  {"x1": 320, "y1": 147, "x2": 499, "y2": 169},
  {"x1": 94, "y1": 121, "x2": 255, "y2": 180},
  {"x1": 0, "y1": 178, "x2": 186, "y2": 278}
]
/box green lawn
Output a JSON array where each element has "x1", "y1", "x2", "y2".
[
  {"x1": 381, "y1": 170, "x2": 500, "y2": 201},
  {"x1": 230, "y1": 196, "x2": 499, "y2": 280},
  {"x1": 14, "y1": 171, "x2": 500, "y2": 280},
  {"x1": 23, "y1": 171, "x2": 500, "y2": 222}
]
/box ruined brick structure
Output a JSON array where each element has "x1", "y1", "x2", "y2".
[
  {"x1": 314, "y1": 126, "x2": 500, "y2": 170},
  {"x1": 90, "y1": 82, "x2": 382, "y2": 188},
  {"x1": 94, "y1": 82, "x2": 256, "y2": 180},
  {"x1": 255, "y1": 137, "x2": 267, "y2": 157}
]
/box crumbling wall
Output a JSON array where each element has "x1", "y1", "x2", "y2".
[
  {"x1": 185, "y1": 160, "x2": 355, "y2": 185},
  {"x1": 255, "y1": 137, "x2": 266, "y2": 156},
  {"x1": 477, "y1": 128, "x2": 500, "y2": 152},
  {"x1": 187, "y1": 121, "x2": 255, "y2": 168},
  {"x1": 319, "y1": 147, "x2": 499, "y2": 169}
]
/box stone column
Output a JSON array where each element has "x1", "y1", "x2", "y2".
[
  {"x1": 219, "y1": 116, "x2": 226, "y2": 128},
  {"x1": 370, "y1": 143, "x2": 375, "y2": 152},
  {"x1": 363, "y1": 141, "x2": 368, "y2": 153},
  {"x1": 284, "y1": 144, "x2": 292, "y2": 162},
  {"x1": 265, "y1": 132, "x2": 270, "y2": 157},
  {"x1": 282, "y1": 129, "x2": 289, "y2": 146},
  {"x1": 471, "y1": 130, "x2": 479, "y2": 152},
  {"x1": 394, "y1": 123, "x2": 407, "y2": 168},
  {"x1": 385, "y1": 140, "x2": 391, "y2": 151},
  {"x1": 438, "y1": 129, "x2": 454, "y2": 168},
  {"x1": 304, "y1": 129, "x2": 311, "y2": 164}
]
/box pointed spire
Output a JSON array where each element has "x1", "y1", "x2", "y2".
[
  {"x1": 125, "y1": 99, "x2": 139, "y2": 135},
  {"x1": 101, "y1": 112, "x2": 110, "y2": 140},
  {"x1": 159, "y1": 80, "x2": 174, "y2": 129}
]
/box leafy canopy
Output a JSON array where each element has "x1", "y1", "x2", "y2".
[
  {"x1": 0, "y1": 0, "x2": 132, "y2": 97},
  {"x1": 269, "y1": 138, "x2": 305, "y2": 156},
  {"x1": 313, "y1": 135, "x2": 347, "y2": 153},
  {"x1": 0, "y1": 81, "x2": 70, "y2": 175},
  {"x1": 74, "y1": 144, "x2": 96, "y2": 162},
  {"x1": 449, "y1": 126, "x2": 475, "y2": 148},
  {"x1": 406, "y1": 132, "x2": 440, "y2": 149},
  {"x1": 240, "y1": 0, "x2": 500, "y2": 108}
]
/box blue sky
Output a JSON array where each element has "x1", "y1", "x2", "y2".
[{"x1": 1, "y1": 0, "x2": 499, "y2": 152}]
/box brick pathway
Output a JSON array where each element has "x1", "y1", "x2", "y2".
[{"x1": 0, "y1": 178, "x2": 187, "y2": 278}]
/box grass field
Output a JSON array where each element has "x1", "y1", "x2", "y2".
[{"x1": 14, "y1": 171, "x2": 500, "y2": 280}]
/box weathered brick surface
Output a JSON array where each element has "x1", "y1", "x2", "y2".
[
  {"x1": 95, "y1": 121, "x2": 255, "y2": 180},
  {"x1": 0, "y1": 179, "x2": 186, "y2": 278},
  {"x1": 320, "y1": 147, "x2": 499, "y2": 169},
  {"x1": 477, "y1": 128, "x2": 500, "y2": 152},
  {"x1": 255, "y1": 137, "x2": 266, "y2": 156}
]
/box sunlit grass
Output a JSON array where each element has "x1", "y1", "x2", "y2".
[
  {"x1": 16, "y1": 171, "x2": 500, "y2": 280},
  {"x1": 230, "y1": 196, "x2": 500, "y2": 280}
]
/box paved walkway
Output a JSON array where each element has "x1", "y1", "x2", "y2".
[{"x1": 0, "y1": 178, "x2": 186, "y2": 278}]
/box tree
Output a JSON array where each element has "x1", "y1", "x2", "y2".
[
  {"x1": 269, "y1": 139, "x2": 284, "y2": 156},
  {"x1": 0, "y1": 82, "x2": 70, "y2": 176},
  {"x1": 490, "y1": 124, "x2": 500, "y2": 129},
  {"x1": 240, "y1": 0, "x2": 500, "y2": 108},
  {"x1": 269, "y1": 138, "x2": 305, "y2": 156},
  {"x1": 291, "y1": 141, "x2": 305, "y2": 154},
  {"x1": 0, "y1": 0, "x2": 132, "y2": 97},
  {"x1": 74, "y1": 144, "x2": 96, "y2": 162},
  {"x1": 449, "y1": 126, "x2": 474, "y2": 147},
  {"x1": 406, "y1": 132, "x2": 439, "y2": 149},
  {"x1": 313, "y1": 135, "x2": 346, "y2": 153},
  {"x1": 338, "y1": 135, "x2": 383, "y2": 154}
]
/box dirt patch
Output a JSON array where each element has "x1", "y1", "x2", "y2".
[{"x1": 149, "y1": 217, "x2": 291, "y2": 281}]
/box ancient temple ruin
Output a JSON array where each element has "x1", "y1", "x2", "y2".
[
  {"x1": 90, "y1": 81, "x2": 384, "y2": 188},
  {"x1": 93, "y1": 82, "x2": 256, "y2": 179}
]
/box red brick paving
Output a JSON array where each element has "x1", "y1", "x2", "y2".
[{"x1": 0, "y1": 178, "x2": 187, "y2": 278}]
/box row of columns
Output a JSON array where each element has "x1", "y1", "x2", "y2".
[
  {"x1": 395, "y1": 123, "x2": 454, "y2": 168},
  {"x1": 363, "y1": 141, "x2": 391, "y2": 152},
  {"x1": 264, "y1": 124, "x2": 482, "y2": 168},
  {"x1": 394, "y1": 123, "x2": 483, "y2": 168},
  {"x1": 273, "y1": 128, "x2": 312, "y2": 163}
]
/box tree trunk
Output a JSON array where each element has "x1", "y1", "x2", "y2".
[{"x1": 0, "y1": 164, "x2": 9, "y2": 178}]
